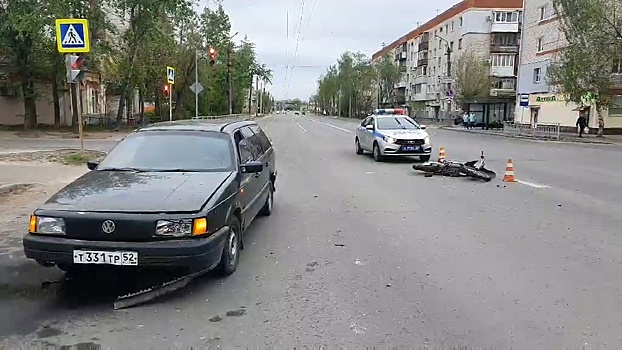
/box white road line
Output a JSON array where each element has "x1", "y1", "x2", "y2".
[
  {"x1": 294, "y1": 119, "x2": 307, "y2": 133},
  {"x1": 308, "y1": 118, "x2": 352, "y2": 133},
  {"x1": 516, "y1": 180, "x2": 550, "y2": 188}
]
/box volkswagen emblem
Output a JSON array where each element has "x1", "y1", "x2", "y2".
[{"x1": 101, "y1": 220, "x2": 116, "y2": 234}]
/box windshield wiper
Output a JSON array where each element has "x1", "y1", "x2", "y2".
[
  {"x1": 151, "y1": 169, "x2": 203, "y2": 173},
  {"x1": 98, "y1": 167, "x2": 148, "y2": 172}
]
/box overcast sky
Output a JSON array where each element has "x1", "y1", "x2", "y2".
[{"x1": 200, "y1": 0, "x2": 458, "y2": 101}]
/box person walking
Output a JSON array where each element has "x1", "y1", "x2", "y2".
[
  {"x1": 462, "y1": 112, "x2": 469, "y2": 128},
  {"x1": 468, "y1": 112, "x2": 476, "y2": 129},
  {"x1": 576, "y1": 113, "x2": 587, "y2": 137}
]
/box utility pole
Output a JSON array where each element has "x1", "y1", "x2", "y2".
[
  {"x1": 255, "y1": 76, "x2": 259, "y2": 117},
  {"x1": 227, "y1": 42, "x2": 233, "y2": 115},
  {"x1": 194, "y1": 49, "x2": 199, "y2": 119}
]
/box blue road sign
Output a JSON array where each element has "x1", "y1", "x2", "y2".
[
  {"x1": 166, "y1": 66, "x2": 175, "y2": 84},
  {"x1": 55, "y1": 19, "x2": 90, "y2": 53},
  {"x1": 519, "y1": 93, "x2": 529, "y2": 107}
]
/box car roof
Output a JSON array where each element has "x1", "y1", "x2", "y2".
[
  {"x1": 136, "y1": 118, "x2": 257, "y2": 134},
  {"x1": 373, "y1": 114, "x2": 411, "y2": 119}
]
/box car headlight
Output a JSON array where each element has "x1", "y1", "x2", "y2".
[
  {"x1": 30, "y1": 216, "x2": 66, "y2": 235},
  {"x1": 384, "y1": 136, "x2": 397, "y2": 143},
  {"x1": 424, "y1": 135, "x2": 431, "y2": 145},
  {"x1": 155, "y1": 218, "x2": 207, "y2": 237}
]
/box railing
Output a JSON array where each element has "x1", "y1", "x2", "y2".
[{"x1": 503, "y1": 121, "x2": 561, "y2": 139}]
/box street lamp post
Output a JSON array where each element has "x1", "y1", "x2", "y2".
[
  {"x1": 435, "y1": 34, "x2": 453, "y2": 119},
  {"x1": 227, "y1": 31, "x2": 239, "y2": 115}
]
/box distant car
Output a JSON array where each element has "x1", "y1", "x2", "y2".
[
  {"x1": 355, "y1": 108, "x2": 431, "y2": 162},
  {"x1": 294, "y1": 112, "x2": 300, "y2": 115},
  {"x1": 23, "y1": 119, "x2": 277, "y2": 277}
]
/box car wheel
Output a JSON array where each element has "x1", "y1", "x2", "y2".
[
  {"x1": 355, "y1": 138, "x2": 364, "y2": 155},
  {"x1": 419, "y1": 155, "x2": 431, "y2": 162},
  {"x1": 216, "y1": 216, "x2": 241, "y2": 276},
  {"x1": 259, "y1": 183, "x2": 274, "y2": 216},
  {"x1": 373, "y1": 142, "x2": 382, "y2": 162}
]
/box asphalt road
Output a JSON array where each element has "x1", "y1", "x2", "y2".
[{"x1": 1, "y1": 113, "x2": 621, "y2": 348}]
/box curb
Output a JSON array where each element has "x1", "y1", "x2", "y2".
[
  {"x1": 439, "y1": 126, "x2": 619, "y2": 145},
  {"x1": 0, "y1": 183, "x2": 32, "y2": 196}
]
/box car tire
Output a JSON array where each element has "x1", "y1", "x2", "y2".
[
  {"x1": 373, "y1": 142, "x2": 382, "y2": 162},
  {"x1": 419, "y1": 155, "x2": 431, "y2": 162},
  {"x1": 259, "y1": 182, "x2": 274, "y2": 216},
  {"x1": 215, "y1": 216, "x2": 241, "y2": 276},
  {"x1": 355, "y1": 138, "x2": 364, "y2": 155}
]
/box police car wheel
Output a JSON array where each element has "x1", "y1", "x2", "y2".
[
  {"x1": 355, "y1": 138, "x2": 364, "y2": 155},
  {"x1": 373, "y1": 143, "x2": 382, "y2": 162}
]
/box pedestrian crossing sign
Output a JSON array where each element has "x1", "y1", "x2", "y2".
[
  {"x1": 167, "y1": 66, "x2": 175, "y2": 84},
  {"x1": 55, "y1": 19, "x2": 90, "y2": 53}
]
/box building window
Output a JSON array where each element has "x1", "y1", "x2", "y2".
[
  {"x1": 539, "y1": 6, "x2": 546, "y2": 20},
  {"x1": 445, "y1": 24, "x2": 448, "y2": 32},
  {"x1": 450, "y1": 41, "x2": 454, "y2": 51},
  {"x1": 494, "y1": 11, "x2": 519, "y2": 23},
  {"x1": 537, "y1": 37, "x2": 544, "y2": 52},
  {"x1": 459, "y1": 16, "x2": 463, "y2": 26},
  {"x1": 451, "y1": 21, "x2": 454, "y2": 31},
  {"x1": 533, "y1": 68, "x2": 542, "y2": 83},
  {"x1": 458, "y1": 38, "x2": 462, "y2": 49},
  {"x1": 610, "y1": 95, "x2": 622, "y2": 116},
  {"x1": 492, "y1": 77, "x2": 516, "y2": 90},
  {"x1": 491, "y1": 54, "x2": 515, "y2": 67},
  {"x1": 612, "y1": 59, "x2": 622, "y2": 73}
]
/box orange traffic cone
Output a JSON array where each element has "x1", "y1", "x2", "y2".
[
  {"x1": 438, "y1": 146, "x2": 446, "y2": 162},
  {"x1": 503, "y1": 159, "x2": 517, "y2": 182}
]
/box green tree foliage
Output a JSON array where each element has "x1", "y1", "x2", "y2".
[
  {"x1": 315, "y1": 51, "x2": 375, "y2": 118},
  {"x1": 374, "y1": 54, "x2": 400, "y2": 106},
  {"x1": 547, "y1": 0, "x2": 622, "y2": 136},
  {"x1": 453, "y1": 49, "x2": 491, "y2": 110},
  {"x1": 0, "y1": 0, "x2": 271, "y2": 128}
]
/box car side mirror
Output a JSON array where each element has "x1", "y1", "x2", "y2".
[
  {"x1": 419, "y1": 125, "x2": 427, "y2": 130},
  {"x1": 365, "y1": 124, "x2": 374, "y2": 130},
  {"x1": 241, "y1": 161, "x2": 263, "y2": 173},
  {"x1": 87, "y1": 160, "x2": 99, "y2": 170}
]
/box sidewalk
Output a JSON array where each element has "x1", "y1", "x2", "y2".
[{"x1": 440, "y1": 126, "x2": 622, "y2": 145}]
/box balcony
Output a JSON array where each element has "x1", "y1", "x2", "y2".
[
  {"x1": 394, "y1": 51, "x2": 407, "y2": 61},
  {"x1": 490, "y1": 44, "x2": 519, "y2": 54},
  {"x1": 412, "y1": 92, "x2": 436, "y2": 101},
  {"x1": 417, "y1": 58, "x2": 428, "y2": 66},
  {"x1": 612, "y1": 73, "x2": 622, "y2": 89},
  {"x1": 490, "y1": 66, "x2": 515, "y2": 77},
  {"x1": 395, "y1": 80, "x2": 407, "y2": 89},
  {"x1": 418, "y1": 41, "x2": 429, "y2": 51},
  {"x1": 491, "y1": 22, "x2": 520, "y2": 33},
  {"x1": 490, "y1": 88, "x2": 516, "y2": 97}
]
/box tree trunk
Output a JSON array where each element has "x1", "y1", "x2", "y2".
[
  {"x1": 154, "y1": 86, "x2": 160, "y2": 117},
  {"x1": 52, "y1": 78, "x2": 61, "y2": 127},
  {"x1": 597, "y1": 107, "x2": 604, "y2": 137},
  {"x1": 139, "y1": 87, "x2": 144, "y2": 123},
  {"x1": 21, "y1": 75, "x2": 37, "y2": 129}
]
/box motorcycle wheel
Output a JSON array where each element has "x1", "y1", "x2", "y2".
[{"x1": 461, "y1": 166, "x2": 492, "y2": 182}]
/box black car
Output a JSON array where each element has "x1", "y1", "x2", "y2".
[{"x1": 23, "y1": 119, "x2": 277, "y2": 276}]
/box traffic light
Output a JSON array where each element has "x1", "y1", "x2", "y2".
[
  {"x1": 209, "y1": 48, "x2": 216, "y2": 66},
  {"x1": 65, "y1": 54, "x2": 87, "y2": 83},
  {"x1": 163, "y1": 84, "x2": 170, "y2": 97}
]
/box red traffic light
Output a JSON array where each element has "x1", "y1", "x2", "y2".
[
  {"x1": 209, "y1": 48, "x2": 216, "y2": 66},
  {"x1": 209, "y1": 48, "x2": 215, "y2": 54},
  {"x1": 163, "y1": 84, "x2": 170, "y2": 96}
]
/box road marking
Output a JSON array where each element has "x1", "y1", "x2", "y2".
[
  {"x1": 293, "y1": 119, "x2": 307, "y2": 133},
  {"x1": 516, "y1": 180, "x2": 550, "y2": 188},
  {"x1": 307, "y1": 118, "x2": 352, "y2": 133}
]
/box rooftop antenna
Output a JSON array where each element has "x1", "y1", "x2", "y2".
[{"x1": 436, "y1": 9, "x2": 439, "y2": 16}]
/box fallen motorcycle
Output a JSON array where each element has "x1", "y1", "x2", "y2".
[{"x1": 412, "y1": 151, "x2": 496, "y2": 182}]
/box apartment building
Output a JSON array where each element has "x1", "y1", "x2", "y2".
[
  {"x1": 516, "y1": 0, "x2": 622, "y2": 131},
  {"x1": 372, "y1": 0, "x2": 522, "y2": 124}
]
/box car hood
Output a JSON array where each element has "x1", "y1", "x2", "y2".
[
  {"x1": 379, "y1": 129, "x2": 429, "y2": 139},
  {"x1": 40, "y1": 170, "x2": 234, "y2": 213}
]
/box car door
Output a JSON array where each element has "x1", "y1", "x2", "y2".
[
  {"x1": 249, "y1": 124, "x2": 275, "y2": 186},
  {"x1": 361, "y1": 117, "x2": 376, "y2": 150},
  {"x1": 235, "y1": 129, "x2": 262, "y2": 227},
  {"x1": 357, "y1": 117, "x2": 371, "y2": 150},
  {"x1": 239, "y1": 126, "x2": 267, "y2": 221}
]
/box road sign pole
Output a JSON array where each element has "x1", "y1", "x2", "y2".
[
  {"x1": 169, "y1": 83, "x2": 173, "y2": 121},
  {"x1": 195, "y1": 49, "x2": 199, "y2": 119}
]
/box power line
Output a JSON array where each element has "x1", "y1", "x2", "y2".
[{"x1": 284, "y1": 0, "x2": 308, "y2": 98}]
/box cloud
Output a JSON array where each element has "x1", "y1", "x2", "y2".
[{"x1": 200, "y1": 0, "x2": 459, "y2": 100}]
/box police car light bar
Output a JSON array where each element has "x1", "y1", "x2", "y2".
[{"x1": 375, "y1": 108, "x2": 404, "y2": 115}]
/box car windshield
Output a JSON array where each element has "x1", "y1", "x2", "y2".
[
  {"x1": 97, "y1": 130, "x2": 235, "y2": 172},
  {"x1": 376, "y1": 116, "x2": 420, "y2": 130}
]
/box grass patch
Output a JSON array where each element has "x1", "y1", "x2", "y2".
[{"x1": 62, "y1": 153, "x2": 93, "y2": 165}]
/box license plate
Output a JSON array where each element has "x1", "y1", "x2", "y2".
[
  {"x1": 73, "y1": 250, "x2": 138, "y2": 266},
  {"x1": 402, "y1": 146, "x2": 419, "y2": 152}
]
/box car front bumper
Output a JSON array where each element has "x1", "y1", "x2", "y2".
[
  {"x1": 23, "y1": 226, "x2": 229, "y2": 269},
  {"x1": 379, "y1": 140, "x2": 432, "y2": 156}
]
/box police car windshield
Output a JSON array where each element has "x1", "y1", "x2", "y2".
[{"x1": 377, "y1": 116, "x2": 420, "y2": 130}]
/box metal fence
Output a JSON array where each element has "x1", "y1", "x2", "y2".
[{"x1": 503, "y1": 122, "x2": 561, "y2": 140}]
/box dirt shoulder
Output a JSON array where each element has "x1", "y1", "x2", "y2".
[{"x1": 0, "y1": 129, "x2": 131, "y2": 140}]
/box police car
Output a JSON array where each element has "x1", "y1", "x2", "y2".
[{"x1": 355, "y1": 108, "x2": 432, "y2": 162}]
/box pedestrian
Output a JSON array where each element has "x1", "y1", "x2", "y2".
[
  {"x1": 468, "y1": 112, "x2": 476, "y2": 129},
  {"x1": 462, "y1": 112, "x2": 468, "y2": 128},
  {"x1": 576, "y1": 113, "x2": 587, "y2": 137}
]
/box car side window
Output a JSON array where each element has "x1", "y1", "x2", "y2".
[
  {"x1": 240, "y1": 127, "x2": 264, "y2": 159},
  {"x1": 249, "y1": 125, "x2": 272, "y2": 152},
  {"x1": 369, "y1": 118, "x2": 375, "y2": 128},
  {"x1": 235, "y1": 131, "x2": 254, "y2": 164},
  {"x1": 361, "y1": 117, "x2": 370, "y2": 126}
]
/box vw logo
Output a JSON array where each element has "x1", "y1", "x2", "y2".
[{"x1": 101, "y1": 220, "x2": 116, "y2": 234}]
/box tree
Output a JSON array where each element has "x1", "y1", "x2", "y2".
[
  {"x1": 452, "y1": 49, "x2": 491, "y2": 110},
  {"x1": 547, "y1": 0, "x2": 622, "y2": 137},
  {"x1": 374, "y1": 54, "x2": 400, "y2": 106}
]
